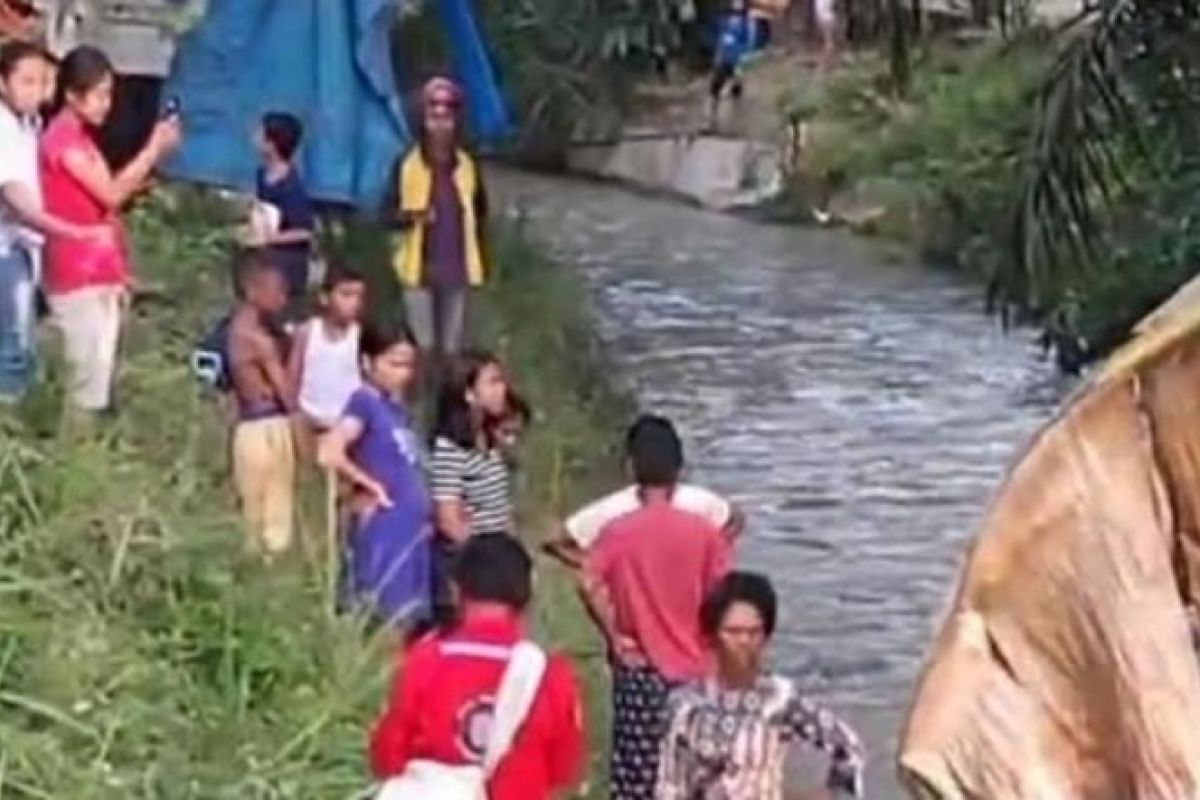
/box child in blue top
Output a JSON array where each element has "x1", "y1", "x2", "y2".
[
  {"x1": 255, "y1": 111, "x2": 315, "y2": 318},
  {"x1": 709, "y1": 0, "x2": 752, "y2": 128}
]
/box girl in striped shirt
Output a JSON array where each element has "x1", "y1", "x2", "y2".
[{"x1": 428, "y1": 350, "x2": 515, "y2": 620}]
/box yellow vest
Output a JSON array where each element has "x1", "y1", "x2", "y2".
[{"x1": 391, "y1": 148, "x2": 485, "y2": 288}]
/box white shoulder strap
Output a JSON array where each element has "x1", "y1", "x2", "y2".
[{"x1": 481, "y1": 641, "x2": 548, "y2": 775}]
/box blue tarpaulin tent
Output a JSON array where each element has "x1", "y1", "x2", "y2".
[{"x1": 162, "y1": 0, "x2": 510, "y2": 209}]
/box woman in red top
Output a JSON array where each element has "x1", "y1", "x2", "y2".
[{"x1": 40, "y1": 46, "x2": 179, "y2": 415}]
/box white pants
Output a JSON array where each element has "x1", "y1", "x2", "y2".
[
  {"x1": 49, "y1": 285, "x2": 123, "y2": 411},
  {"x1": 404, "y1": 286, "x2": 467, "y2": 356}
]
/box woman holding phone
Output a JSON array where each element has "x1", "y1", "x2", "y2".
[{"x1": 39, "y1": 45, "x2": 180, "y2": 418}]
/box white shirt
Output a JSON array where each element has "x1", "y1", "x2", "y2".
[
  {"x1": 564, "y1": 483, "x2": 733, "y2": 548},
  {"x1": 298, "y1": 318, "x2": 362, "y2": 428},
  {"x1": 0, "y1": 101, "x2": 43, "y2": 256}
]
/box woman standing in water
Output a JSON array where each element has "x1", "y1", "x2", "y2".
[
  {"x1": 39, "y1": 45, "x2": 180, "y2": 418},
  {"x1": 318, "y1": 321, "x2": 432, "y2": 626},
  {"x1": 657, "y1": 572, "x2": 866, "y2": 799}
]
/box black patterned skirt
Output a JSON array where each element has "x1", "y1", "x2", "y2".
[{"x1": 611, "y1": 663, "x2": 674, "y2": 799}]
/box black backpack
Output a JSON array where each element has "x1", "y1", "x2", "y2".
[{"x1": 191, "y1": 312, "x2": 233, "y2": 392}]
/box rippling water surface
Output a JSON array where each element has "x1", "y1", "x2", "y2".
[{"x1": 498, "y1": 170, "x2": 1070, "y2": 797}]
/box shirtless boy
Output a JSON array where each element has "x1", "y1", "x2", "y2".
[{"x1": 228, "y1": 252, "x2": 297, "y2": 559}]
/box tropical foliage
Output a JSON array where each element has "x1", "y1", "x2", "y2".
[
  {"x1": 795, "y1": 0, "x2": 1200, "y2": 371},
  {"x1": 394, "y1": 0, "x2": 708, "y2": 159},
  {"x1": 996, "y1": 0, "x2": 1200, "y2": 368}
]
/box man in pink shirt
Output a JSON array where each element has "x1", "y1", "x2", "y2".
[{"x1": 581, "y1": 414, "x2": 733, "y2": 800}]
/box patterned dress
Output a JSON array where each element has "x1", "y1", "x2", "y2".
[{"x1": 656, "y1": 674, "x2": 865, "y2": 800}]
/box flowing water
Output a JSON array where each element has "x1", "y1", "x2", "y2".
[{"x1": 499, "y1": 170, "x2": 1071, "y2": 798}]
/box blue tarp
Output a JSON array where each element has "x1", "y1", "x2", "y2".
[
  {"x1": 163, "y1": 0, "x2": 406, "y2": 207},
  {"x1": 434, "y1": 0, "x2": 511, "y2": 142},
  {"x1": 163, "y1": 0, "x2": 509, "y2": 209}
]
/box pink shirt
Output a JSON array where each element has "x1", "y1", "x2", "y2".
[
  {"x1": 40, "y1": 112, "x2": 127, "y2": 295},
  {"x1": 585, "y1": 499, "x2": 732, "y2": 682}
]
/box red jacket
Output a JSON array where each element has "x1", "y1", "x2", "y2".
[{"x1": 369, "y1": 608, "x2": 585, "y2": 800}]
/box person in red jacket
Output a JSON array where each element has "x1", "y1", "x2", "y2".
[{"x1": 370, "y1": 532, "x2": 586, "y2": 799}]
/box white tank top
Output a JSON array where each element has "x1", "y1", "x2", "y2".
[{"x1": 298, "y1": 318, "x2": 362, "y2": 427}]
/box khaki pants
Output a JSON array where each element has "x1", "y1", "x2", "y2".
[
  {"x1": 49, "y1": 285, "x2": 123, "y2": 411},
  {"x1": 232, "y1": 415, "x2": 296, "y2": 555}
]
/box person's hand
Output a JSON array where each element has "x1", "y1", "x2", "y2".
[
  {"x1": 151, "y1": 118, "x2": 183, "y2": 155},
  {"x1": 364, "y1": 479, "x2": 393, "y2": 509},
  {"x1": 612, "y1": 635, "x2": 647, "y2": 667},
  {"x1": 117, "y1": 284, "x2": 132, "y2": 311}
]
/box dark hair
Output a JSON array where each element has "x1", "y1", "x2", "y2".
[
  {"x1": 359, "y1": 318, "x2": 417, "y2": 360},
  {"x1": 0, "y1": 40, "x2": 44, "y2": 79},
  {"x1": 700, "y1": 571, "x2": 778, "y2": 639},
  {"x1": 57, "y1": 46, "x2": 113, "y2": 102},
  {"x1": 320, "y1": 263, "x2": 366, "y2": 294},
  {"x1": 625, "y1": 414, "x2": 683, "y2": 487},
  {"x1": 261, "y1": 111, "x2": 303, "y2": 161},
  {"x1": 452, "y1": 533, "x2": 533, "y2": 610},
  {"x1": 433, "y1": 350, "x2": 504, "y2": 450},
  {"x1": 236, "y1": 248, "x2": 283, "y2": 293}
]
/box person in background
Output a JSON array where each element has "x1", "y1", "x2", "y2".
[
  {"x1": 288, "y1": 265, "x2": 366, "y2": 452},
  {"x1": 369, "y1": 533, "x2": 585, "y2": 800},
  {"x1": 255, "y1": 111, "x2": 315, "y2": 316},
  {"x1": 657, "y1": 572, "x2": 865, "y2": 799},
  {"x1": 814, "y1": 0, "x2": 839, "y2": 71},
  {"x1": 318, "y1": 320, "x2": 432, "y2": 627},
  {"x1": 40, "y1": 45, "x2": 180, "y2": 417},
  {"x1": 0, "y1": 40, "x2": 105, "y2": 403},
  {"x1": 709, "y1": 0, "x2": 752, "y2": 130},
  {"x1": 580, "y1": 414, "x2": 733, "y2": 800},
  {"x1": 429, "y1": 350, "x2": 514, "y2": 622},
  {"x1": 387, "y1": 76, "x2": 488, "y2": 365},
  {"x1": 748, "y1": 0, "x2": 775, "y2": 51},
  {"x1": 227, "y1": 253, "x2": 296, "y2": 561},
  {"x1": 544, "y1": 420, "x2": 744, "y2": 570}
]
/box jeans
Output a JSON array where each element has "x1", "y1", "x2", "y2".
[
  {"x1": 403, "y1": 286, "x2": 467, "y2": 356},
  {"x1": 0, "y1": 246, "x2": 35, "y2": 401}
]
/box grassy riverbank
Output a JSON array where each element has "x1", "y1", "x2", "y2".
[{"x1": 0, "y1": 190, "x2": 628, "y2": 798}]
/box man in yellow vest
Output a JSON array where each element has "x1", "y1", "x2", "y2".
[{"x1": 388, "y1": 76, "x2": 487, "y2": 361}]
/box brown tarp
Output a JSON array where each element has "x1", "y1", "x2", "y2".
[{"x1": 898, "y1": 278, "x2": 1200, "y2": 800}]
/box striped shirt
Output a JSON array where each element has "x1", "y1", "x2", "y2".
[
  {"x1": 657, "y1": 675, "x2": 864, "y2": 799},
  {"x1": 430, "y1": 436, "x2": 513, "y2": 535}
]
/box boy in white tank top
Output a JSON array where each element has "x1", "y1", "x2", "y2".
[
  {"x1": 542, "y1": 415, "x2": 745, "y2": 569},
  {"x1": 287, "y1": 266, "x2": 367, "y2": 452}
]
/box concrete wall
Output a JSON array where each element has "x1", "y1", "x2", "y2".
[{"x1": 567, "y1": 132, "x2": 782, "y2": 211}]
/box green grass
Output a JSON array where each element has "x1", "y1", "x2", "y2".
[
  {"x1": 779, "y1": 39, "x2": 1050, "y2": 265},
  {"x1": 0, "y1": 189, "x2": 629, "y2": 798}
]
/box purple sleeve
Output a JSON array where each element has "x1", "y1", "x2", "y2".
[{"x1": 342, "y1": 389, "x2": 374, "y2": 429}]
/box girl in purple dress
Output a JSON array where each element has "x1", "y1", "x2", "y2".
[{"x1": 319, "y1": 321, "x2": 432, "y2": 626}]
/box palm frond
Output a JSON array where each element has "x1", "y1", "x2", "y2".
[{"x1": 993, "y1": 0, "x2": 1200, "y2": 365}]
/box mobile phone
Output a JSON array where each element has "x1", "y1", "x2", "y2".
[{"x1": 161, "y1": 96, "x2": 181, "y2": 120}]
